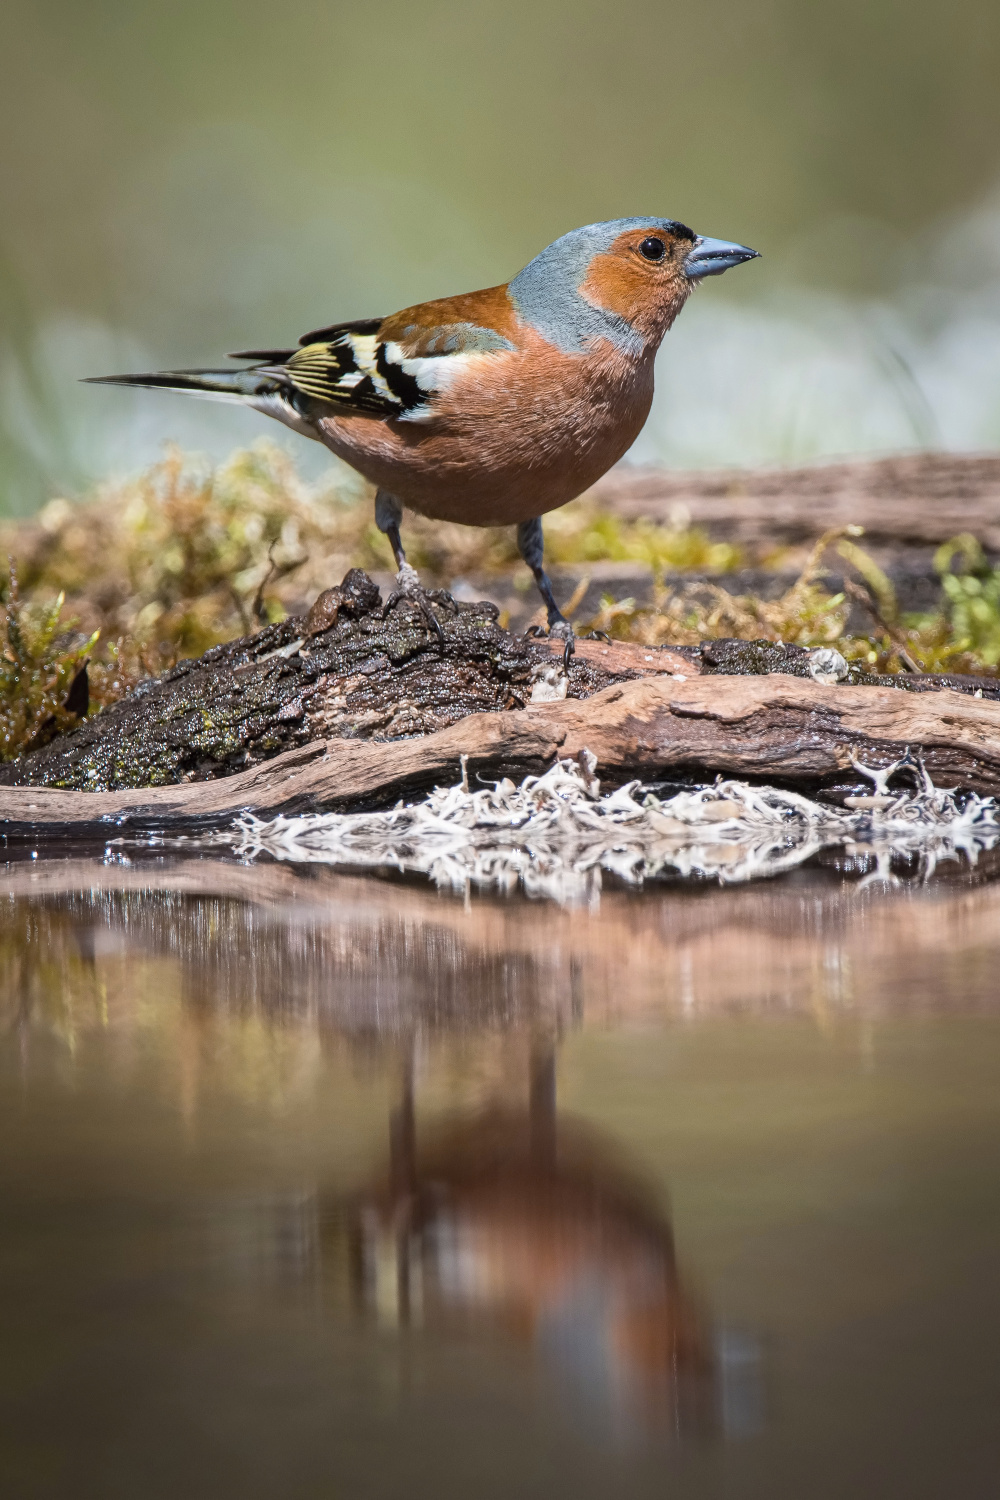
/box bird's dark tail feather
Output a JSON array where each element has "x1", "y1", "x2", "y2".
[{"x1": 83, "y1": 368, "x2": 282, "y2": 402}]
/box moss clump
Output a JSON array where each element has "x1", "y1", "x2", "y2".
[
  {"x1": 582, "y1": 528, "x2": 852, "y2": 652},
  {"x1": 582, "y1": 524, "x2": 1000, "y2": 679},
  {"x1": 931, "y1": 535, "x2": 1000, "y2": 668},
  {"x1": 1, "y1": 562, "x2": 98, "y2": 759},
  {"x1": 532, "y1": 502, "x2": 740, "y2": 574}
]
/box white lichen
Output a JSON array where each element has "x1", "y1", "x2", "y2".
[{"x1": 232, "y1": 748, "x2": 1000, "y2": 903}]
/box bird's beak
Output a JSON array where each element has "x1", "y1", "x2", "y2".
[{"x1": 684, "y1": 236, "x2": 760, "y2": 280}]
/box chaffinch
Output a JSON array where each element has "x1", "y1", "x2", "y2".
[{"x1": 90, "y1": 219, "x2": 758, "y2": 644}]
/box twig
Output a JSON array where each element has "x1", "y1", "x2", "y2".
[
  {"x1": 252, "y1": 540, "x2": 308, "y2": 625},
  {"x1": 842, "y1": 578, "x2": 921, "y2": 672}
]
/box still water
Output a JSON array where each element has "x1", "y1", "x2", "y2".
[{"x1": 2, "y1": 853, "x2": 1000, "y2": 1497}]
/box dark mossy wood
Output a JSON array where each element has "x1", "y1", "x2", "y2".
[{"x1": 0, "y1": 570, "x2": 695, "y2": 794}]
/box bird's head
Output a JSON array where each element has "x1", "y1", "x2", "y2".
[{"x1": 509, "y1": 218, "x2": 759, "y2": 356}]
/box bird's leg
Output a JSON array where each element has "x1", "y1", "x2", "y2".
[
  {"x1": 376, "y1": 490, "x2": 420, "y2": 592},
  {"x1": 517, "y1": 517, "x2": 574, "y2": 668},
  {"x1": 375, "y1": 489, "x2": 451, "y2": 641}
]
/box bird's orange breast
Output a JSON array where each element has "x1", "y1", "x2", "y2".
[{"x1": 316, "y1": 326, "x2": 655, "y2": 527}]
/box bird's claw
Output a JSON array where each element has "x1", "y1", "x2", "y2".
[
  {"x1": 546, "y1": 618, "x2": 575, "y2": 671},
  {"x1": 584, "y1": 629, "x2": 612, "y2": 644},
  {"x1": 382, "y1": 567, "x2": 448, "y2": 642},
  {"x1": 426, "y1": 587, "x2": 459, "y2": 615},
  {"x1": 424, "y1": 601, "x2": 447, "y2": 642},
  {"x1": 524, "y1": 620, "x2": 574, "y2": 668}
]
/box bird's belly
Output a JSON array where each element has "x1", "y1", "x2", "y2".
[{"x1": 315, "y1": 352, "x2": 654, "y2": 527}]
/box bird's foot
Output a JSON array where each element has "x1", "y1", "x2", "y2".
[
  {"x1": 545, "y1": 617, "x2": 576, "y2": 671},
  {"x1": 525, "y1": 618, "x2": 575, "y2": 668},
  {"x1": 382, "y1": 563, "x2": 455, "y2": 642}
]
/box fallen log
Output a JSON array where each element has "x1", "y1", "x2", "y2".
[
  {"x1": 4, "y1": 566, "x2": 1000, "y2": 835},
  {"x1": 5, "y1": 670, "x2": 1000, "y2": 837}
]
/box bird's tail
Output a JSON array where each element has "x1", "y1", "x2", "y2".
[{"x1": 83, "y1": 367, "x2": 283, "y2": 405}]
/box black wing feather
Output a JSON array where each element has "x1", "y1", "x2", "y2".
[
  {"x1": 223, "y1": 315, "x2": 436, "y2": 419},
  {"x1": 297, "y1": 316, "x2": 383, "y2": 348},
  {"x1": 282, "y1": 336, "x2": 404, "y2": 416},
  {"x1": 227, "y1": 347, "x2": 297, "y2": 362}
]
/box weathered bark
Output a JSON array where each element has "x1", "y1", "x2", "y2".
[
  {"x1": 4, "y1": 566, "x2": 1000, "y2": 832},
  {"x1": 5, "y1": 670, "x2": 1000, "y2": 836}
]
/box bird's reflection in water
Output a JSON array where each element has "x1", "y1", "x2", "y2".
[{"x1": 344, "y1": 1043, "x2": 761, "y2": 1446}]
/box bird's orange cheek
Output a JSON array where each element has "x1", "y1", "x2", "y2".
[{"x1": 579, "y1": 254, "x2": 686, "y2": 338}]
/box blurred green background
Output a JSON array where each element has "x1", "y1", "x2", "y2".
[{"x1": 2, "y1": 0, "x2": 999, "y2": 513}]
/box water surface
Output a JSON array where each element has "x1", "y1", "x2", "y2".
[{"x1": 2, "y1": 855, "x2": 999, "y2": 1497}]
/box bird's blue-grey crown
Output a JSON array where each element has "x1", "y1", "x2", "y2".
[{"x1": 508, "y1": 217, "x2": 758, "y2": 354}]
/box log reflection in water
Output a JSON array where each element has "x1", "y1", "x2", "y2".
[{"x1": 5, "y1": 859, "x2": 1000, "y2": 1053}]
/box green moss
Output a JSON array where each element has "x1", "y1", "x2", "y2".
[
  {"x1": 0, "y1": 562, "x2": 98, "y2": 760},
  {"x1": 928, "y1": 535, "x2": 1000, "y2": 667},
  {"x1": 584, "y1": 523, "x2": 1000, "y2": 679},
  {"x1": 540, "y1": 505, "x2": 740, "y2": 575}
]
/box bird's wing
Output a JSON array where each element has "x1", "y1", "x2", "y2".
[
  {"x1": 280, "y1": 328, "x2": 408, "y2": 417},
  {"x1": 85, "y1": 305, "x2": 512, "y2": 431},
  {"x1": 265, "y1": 307, "x2": 517, "y2": 423}
]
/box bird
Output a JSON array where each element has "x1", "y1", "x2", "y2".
[{"x1": 88, "y1": 218, "x2": 758, "y2": 651}]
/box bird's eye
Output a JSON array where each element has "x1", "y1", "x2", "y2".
[{"x1": 638, "y1": 236, "x2": 666, "y2": 262}]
